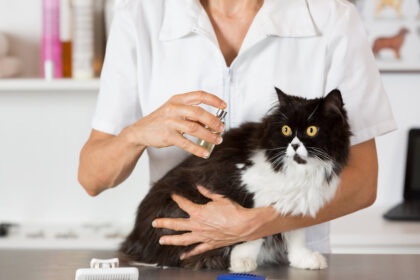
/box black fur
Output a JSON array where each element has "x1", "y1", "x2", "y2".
[{"x1": 120, "y1": 88, "x2": 351, "y2": 270}]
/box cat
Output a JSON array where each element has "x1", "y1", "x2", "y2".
[{"x1": 120, "y1": 87, "x2": 351, "y2": 272}]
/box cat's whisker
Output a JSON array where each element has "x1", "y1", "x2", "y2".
[
  {"x1": 307, "y1": 147, "x2": 333, "y2": 160},
  {"x1": 307, "y1": 147, "x2": 328, "y2": 153},
  {"x1": 272, "y1": 154, "x2": 286, "y2": 163},
  {"x1": 314, "y1": 154, "x2": 333, "y2": 161},
  {"x1": 310, "y1": 153, "x2": 335, "y2": 166},
  {"x1": 269, "y1": 150, "x2": 286, "y2": 158},
  {"x1": 273, "y1": 155, "x2": 287, "y2": 169},
  {"x1": 308, "y1": 149, "x2": 327, "y2": 154},
  {"x1": 269, "y1": 153, "x2": 286, "y2": 163},
  {"x1": 266, "y1": 146, "x2": 287, "y2": 151},
  {"x1": 272, "y1": 152, "x2": 287, "y2": 161},
  {"x1": 267, "y1": 149, "x2": 286, "y2": 157},
  {"x1": 307, "y1": 147, "x2": 325, "y2": 152},
  {"x1": 310, "y1": 153, "x2": 333, "y2": 162},
  {"x1": 270, "y1": 153, "x2": 286, "y2": 165},
  {"x1": 308, "y1": 149, "x2": 329, "y2": 156}
]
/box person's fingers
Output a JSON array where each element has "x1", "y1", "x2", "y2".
[
  {"x1": 196, "y1": 185, "x2": 224, "y2": 201},
  {"x1": 152, "y1": 217, "x2": 191, "y2": 231},
  {"x1": 171, "y1": 91, "x2": 227, "y2": 110},
  {"x1": 159, "y1": 232, "x2": 203, "y2": 246},
  {"x1": 171, "y1": 194, "x2": 201, "y2": 216},
  {"x1": 166, "y1": 119, "x2": 222, "y2": 145},
  {"x1": 169, "y1": 133, "x2": 210, "y2": 158},
  {"x1": 180, "y1": 243, "x2": 214, "y2": 260},
  {"x1": 172, "y1": 104, "x2": 225, "y2": 133}
]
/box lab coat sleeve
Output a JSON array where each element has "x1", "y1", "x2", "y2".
[
  {"x1": 324, "y1": 4, "x2": 397, "y2": 146},
  {"x1": 91, "y1": 4, "x2": 142, "y2": 136}
]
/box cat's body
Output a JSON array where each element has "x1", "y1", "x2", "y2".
[{"x1": 120, "y1": 88, "x2": 351, "y2": 272}]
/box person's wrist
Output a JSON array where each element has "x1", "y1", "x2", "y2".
[
  {"x1": 243, "y1": 206, "x2": 279, "y2": 241},
  {"x1": 120, "y1": 124, "x2": 147, "y2": 150}
]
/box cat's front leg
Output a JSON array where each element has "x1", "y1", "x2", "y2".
[
  {"x1": 229, "y1": 239, "x2": 264, "y2": 272},
  {"x1": 283, "y1": 229, "x2": 327, "y2": 270}
]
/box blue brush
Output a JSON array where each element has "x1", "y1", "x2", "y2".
[{"x1": 217, "y1": 273, "x2": 279, "y2": 280}]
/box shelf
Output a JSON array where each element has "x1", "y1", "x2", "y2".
[{"x1": 0, "y1": 79, "x2": 100, "y2": 92}]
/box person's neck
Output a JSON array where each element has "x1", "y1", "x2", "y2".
[{"x1": 200, "y1": 0, "x2": 263, "y2": 18}]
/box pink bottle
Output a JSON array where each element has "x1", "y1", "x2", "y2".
[{"x1": 42, "y1": 0, "x2": 62, "y2": 79}]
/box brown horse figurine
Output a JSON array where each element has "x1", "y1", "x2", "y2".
[{"x1": 372, "y1": 27, "x2": 409, "y2": 59}]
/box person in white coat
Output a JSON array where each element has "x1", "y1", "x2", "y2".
[{"x1": 78, "y1": 0, "x2": 396, "y2": 259}]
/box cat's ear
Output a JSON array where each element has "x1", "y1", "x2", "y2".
[
  {"x1": 325, "y1": 89, "x2": 344, "y2": 108},
  {"x1": 323, "y1": 89, "x2": 345, "y2": 118},
  {"x1": 275, "y1": 87, "x2": 289, "y2": 107}
]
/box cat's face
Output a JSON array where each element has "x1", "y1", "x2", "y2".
[{"x1": 262, "y1": 88, "x2": 351, "y2": 173}]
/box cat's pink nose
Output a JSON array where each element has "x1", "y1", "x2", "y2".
[{"x1": 292, "y1": 144, "x2": 300, "y2": 151}]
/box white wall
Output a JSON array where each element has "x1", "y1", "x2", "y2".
[
  {"x1": 0, "y1": 88, "x2": 150, "y2": 224},
  {"x1": 0, "y1": 0, "x2": 419, "y2": 225}
]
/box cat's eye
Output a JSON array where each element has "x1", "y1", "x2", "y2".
[
  {"x1": 282, "y1": 125, "x2": 292, "y2": 137},
  {"x1": 307, "y1": 126, "x2": 318, "y2": 137}
]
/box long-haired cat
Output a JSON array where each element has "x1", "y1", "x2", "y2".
[{"x1": 120, "y1": 88, "x2": 351, "y2": 272}]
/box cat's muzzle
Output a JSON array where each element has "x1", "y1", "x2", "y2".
[
  {"x1": 286, "y1": 138, "x2": 308, "y2": 165},
  {"x1": 293, "y1": 154, "x2": 307, "y2": 164}
]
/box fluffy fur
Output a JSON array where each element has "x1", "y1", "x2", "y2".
[{"x1": 120, "y1": 88, "x2": 351, "y2": 272}]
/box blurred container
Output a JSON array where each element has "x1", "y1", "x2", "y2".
[
  {"x1": 42, "y1": 0, "x2": 62, "y2": 79},
  {"x1": 72, "y1": 0, "x2": 95, "y2": 79},
  {"x1": 60, "y1": 0, "x2": 72, "y2": 78},
  {"x1": 93, "y1": 0, "x2": 106, "y2": 77}
]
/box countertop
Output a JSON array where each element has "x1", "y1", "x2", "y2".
[{"x1": 1, "y1": 250, "x2": 420, "y2": 280}]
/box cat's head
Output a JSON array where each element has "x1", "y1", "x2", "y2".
[{"x1": 261, "y1": 87, "x2": 351, "y2": 174}]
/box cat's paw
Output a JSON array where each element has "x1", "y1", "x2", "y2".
[
  {"x1": 288, "y1": 250, "x2": 327, "y2": 270},
  {"x1": 229, "y1": 257, "x2": 258, "y2": 273}
]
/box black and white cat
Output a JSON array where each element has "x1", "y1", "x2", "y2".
[{"x1": 120, "y1": 88, "x2": 351, "y2": 272}]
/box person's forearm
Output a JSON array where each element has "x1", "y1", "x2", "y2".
[
  {"x1": 247, "y1": 141, "x2": 378, "y2": 240},
  {"x1": 78, "y1": 127, "x2": 146, "y2": 196}
]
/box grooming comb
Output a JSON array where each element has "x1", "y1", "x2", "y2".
[{"x1": 75, "y1": 258, "x2": 138, "y2": 280}]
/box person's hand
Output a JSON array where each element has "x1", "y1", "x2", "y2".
[
  {"x1": 152, "y1": 185, "x2": 269, "y2": 260},
  {"x1": 125, "y1": 91, "x2": 227, "y2": 158}
]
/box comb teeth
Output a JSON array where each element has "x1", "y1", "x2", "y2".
[{"x1": 75, "y1": 268, "x2": 139, "y2": 280}]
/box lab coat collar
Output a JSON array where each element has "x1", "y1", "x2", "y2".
[
  {"x1": 159, "y1": 0, "x2": 320, "y2": 41},
  {"x1": 263, "y1": 0, "x2": 320, "y2": 38}
]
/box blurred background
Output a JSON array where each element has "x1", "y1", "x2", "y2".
[{"x1": 0, "y1": 0, "x2": 419, "y2": 254}]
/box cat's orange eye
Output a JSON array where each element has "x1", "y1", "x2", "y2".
[
  {"x1": 307, "y1": 126, "x2": 318, "y2": 137},
  {"x1": 282, "y1": 125, "x2": 292, "y2": 136}
]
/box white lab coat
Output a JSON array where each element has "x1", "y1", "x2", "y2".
[{"x1": 92, "y1": 0, "x2": 397, "y2": 253}]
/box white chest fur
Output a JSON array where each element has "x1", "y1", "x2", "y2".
[{"x1": 240, "y1": 150, "x2": 339, "y2": 217}]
